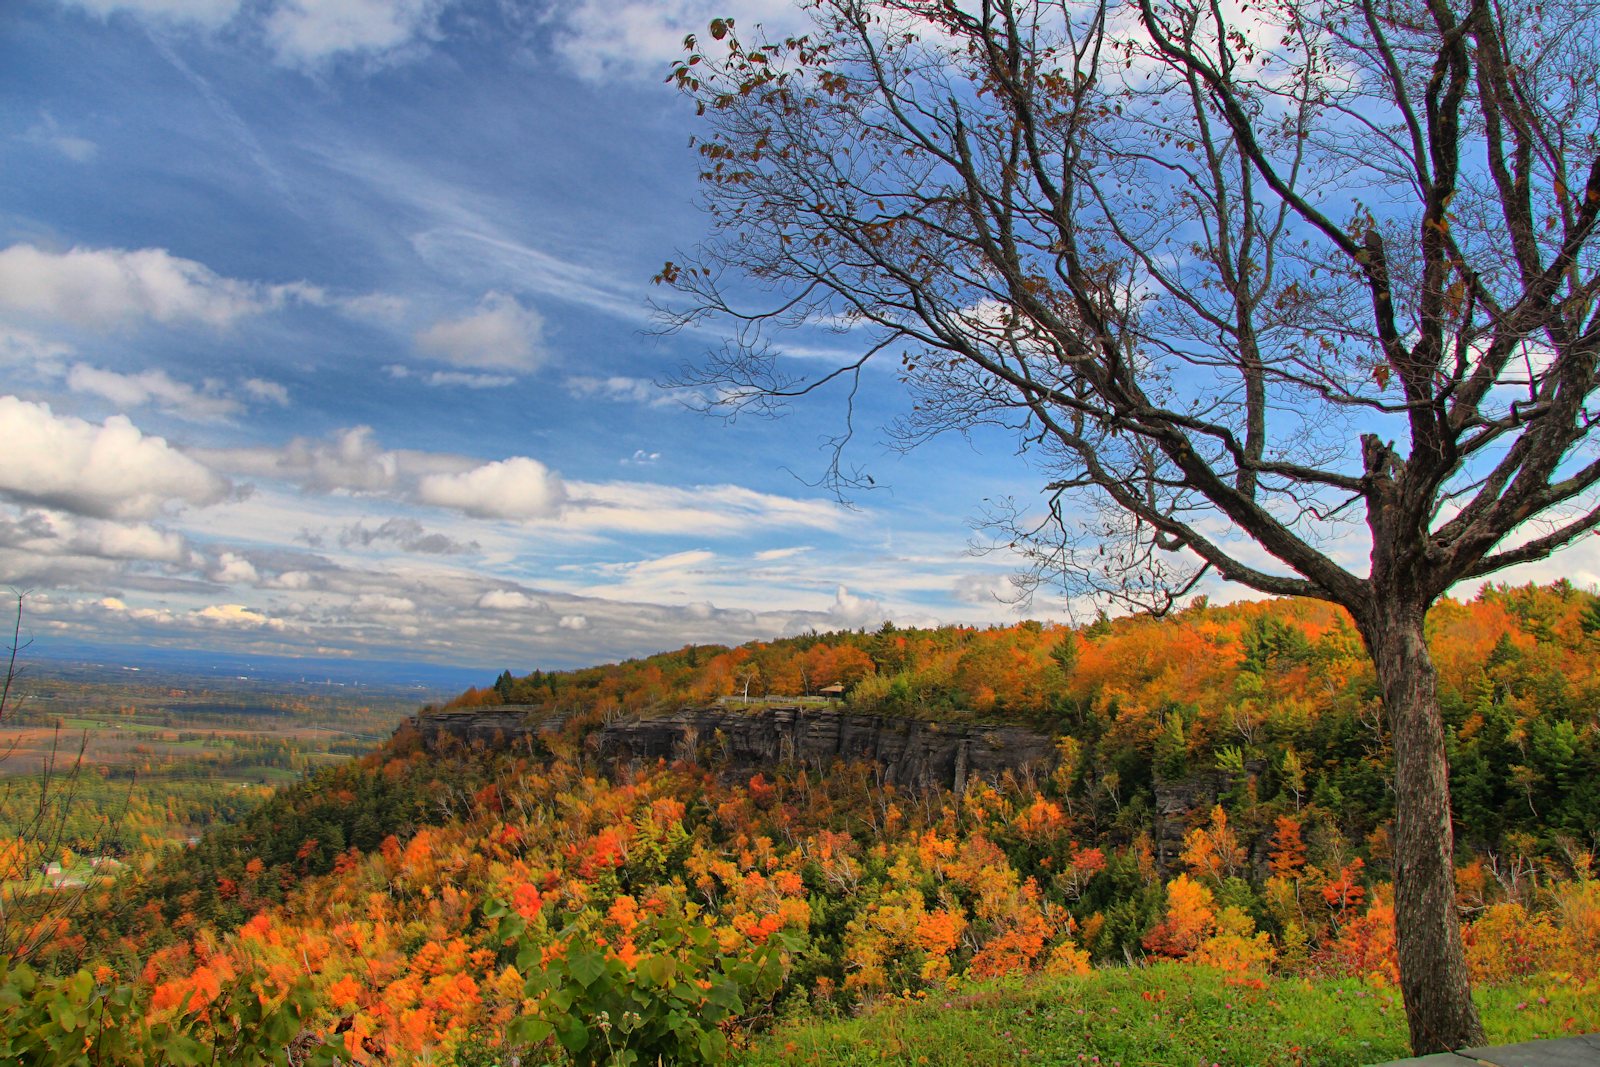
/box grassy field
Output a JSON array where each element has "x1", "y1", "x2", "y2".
[{"x1": 740, "y1": 966, "x2": 1600, "y2": 1067}]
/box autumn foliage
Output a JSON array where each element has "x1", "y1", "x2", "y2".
[{"x1": 11, "y1": 582, "x2": 1600, "y2": 1063}]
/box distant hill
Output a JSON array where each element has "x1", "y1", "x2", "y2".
[{"x1": 27, "y1": 639, "x2": 487, "y2": 692}]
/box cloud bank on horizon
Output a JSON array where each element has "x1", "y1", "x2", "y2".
[{"x1": 3, "y1": 0, "x2": 1595, "y2": 673}]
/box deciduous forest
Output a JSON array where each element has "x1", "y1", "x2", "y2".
[{"x1": 3, "y1": 582, "x2": 1598, "y2": 1063}]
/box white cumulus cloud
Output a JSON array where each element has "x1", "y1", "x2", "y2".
[
  {"x1": 195, "y1": 603, "x2": 285, "y2": 630},
  {"x1": 827, "y1": 585, "x2": 889, "y2": 628},
  {"x1": 550, "y1": 0, "x2": 811, "y2": 82},
  {"x1": 415, "y1": 291, "x2": 545, "y2": 371},
  {"x1": 416, "y1": 457, "x2": 567, "y2": 520},
  {"x1": 0, "y1": 509, "x2": 191, "y2": 564},
  {"x1": 478, "y1": 589, "x2": 539, "y2": 611},
  {"x1": 203, "y1": 426, "x2": 415, "y2": 492},
  {"x1": 67, "y1": 364, "x2": 242, "y2": 420},
  {"x1": 95, "y1": 597, "x2": 177, "y2": 624},
  {"x1": 352, "y1": 593, "x2": 417, "y2": 615},
  {"x1": 263, "y1": 569, "x2": 317, "y2": 591},
  {"x1": 0, "y1": 244, "x2": 276, "y2": 329},
  {"x1": 0, "y1": 396, "x2": 231, "y2": 519},
  {"x1": 951, "y1": 573, "x2": 1024, "y2": 607},
  {"x1": 196, "y1": 428, "x2": 574, "y2": 522},
  {"x1": 207, "y1": 551, "x2": 261, "y2": 585},
  {"x1": 73, "y1": 520, "x2": 189, "y2": 563},
  {"x1": 60, "y1": 0, "x2": 449, "y2": 66},
  {"x1": 265, "y1": 0, "x2": 443, "y2": 65}
]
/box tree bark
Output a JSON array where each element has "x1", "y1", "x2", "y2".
[{"x1": 1361, "y1": 602, "x2": 1486, "y2": 1054}]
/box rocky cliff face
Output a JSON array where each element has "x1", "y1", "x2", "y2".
[
  {"x1": 403, "y1": 705, "x2": 572, "y2": 749},
  {"x1": 405, "y1": 704, "x2": 1060, "y2": 793}
]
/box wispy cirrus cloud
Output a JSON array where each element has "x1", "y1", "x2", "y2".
[
  {"x1": 0, "y1": 327, "x2": 74, "y2": 373},
  {"x1": 384, "y1": 365, "x2": 516, "y2": 389},
  {"x1": 62, "y1": 0, "x2": 241, "y2": 29},
  {"x1": 563, "y1": 481, "x2": 850, "y2": 537},
  {"x1": 565, "y1": 375, "x2": 701, "y2": 409},
  {"x1": 308, "y1": 140, "x2": 660, "y2": 328},
  {"x1": 754, "y1": 545, "x2": 812, "y2": 562},
  {"x1": 242, "y1": 378, "x2": 290, "y2": 405},
  {"x1": 408, "y1": 227, "x2": 651, "y2": 325},
  {"x1": 21, "y1": 112, "x2": 98, "y2": 162}
]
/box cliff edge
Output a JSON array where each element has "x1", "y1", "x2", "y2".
[{"x1": 404, "y1": 704, "x2": 1060, "y2": 794}]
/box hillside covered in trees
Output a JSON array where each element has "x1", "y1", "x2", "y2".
[{"x1": 6, "y1": 582, "x2": 1600, "y2": 1064}]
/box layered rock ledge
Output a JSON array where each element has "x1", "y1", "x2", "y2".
[{"x1": 404, "y1": 704, "x2": 1059, "y2": 793}]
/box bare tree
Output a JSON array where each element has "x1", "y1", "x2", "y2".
[{"x1": 660, "y1": 0, "x2": 1600, "y2": 1052}]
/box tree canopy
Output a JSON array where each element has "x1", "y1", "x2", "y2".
[{"x1": 660, "y1": 0, "x2": 1600, "y2": 1052}]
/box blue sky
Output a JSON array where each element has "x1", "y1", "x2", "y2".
[
  {"x1": 7, "y1": 0, "x2": 1593, "y2": 675},
  {"x1": 0, "y1": 0, "x2": 1076, "y2": 671}
]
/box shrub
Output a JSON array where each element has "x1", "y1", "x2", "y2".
[{"x1": 491, "y1": 895, "x2": 789, "y2": 1065}]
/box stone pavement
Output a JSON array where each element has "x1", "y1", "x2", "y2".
[{"x1": 1373, "y1": 1033, "x2": 1600, "y2": 1066}]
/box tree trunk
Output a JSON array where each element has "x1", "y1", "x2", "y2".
[{"x1": 1363, "y1": 602, "x2": 1486, "y2": 1055}]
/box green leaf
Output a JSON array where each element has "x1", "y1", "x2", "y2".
[
  {"x1": 508, "y1": 1016, "x2": 554, "y2": 1046},
  {"x1": 699, "y1": 1028, "x2": 727, "y2": 1061},
  {"x1": 49, "y1": 999, "x2": 80, "y2": 1032},
  {"x1": 67, "y1": 969, "x2": 94, "y2": 1003},
  {"x1": 160, "y1": 1034, "x2": 208, "y2": 1066},
  {"x1": 555, "y1": 1015, "x2": 590, "y2": 1053},
  {"x1": 639, "y1": 954, "x2": 676, "y2": 987},
  {"x1": 567, "y1": 950, "x2": 606, "y2": 988},
  {"x1": 706, "y1": 982, "x2": 741, "y2": 1011},
  {"x1": 305, "y1": 1041, "x2": 344, "y2": 1067}
]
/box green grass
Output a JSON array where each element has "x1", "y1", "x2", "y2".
[
  {"x1": 213, "y1": 765, "x2": 301, "y2": 785},
  {"x1": 55, "y1": 716, "x2": 165, "y2": 733},
  {"x1": 738, "y1": 966, "x2": 1600, "y2": 1067}
]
